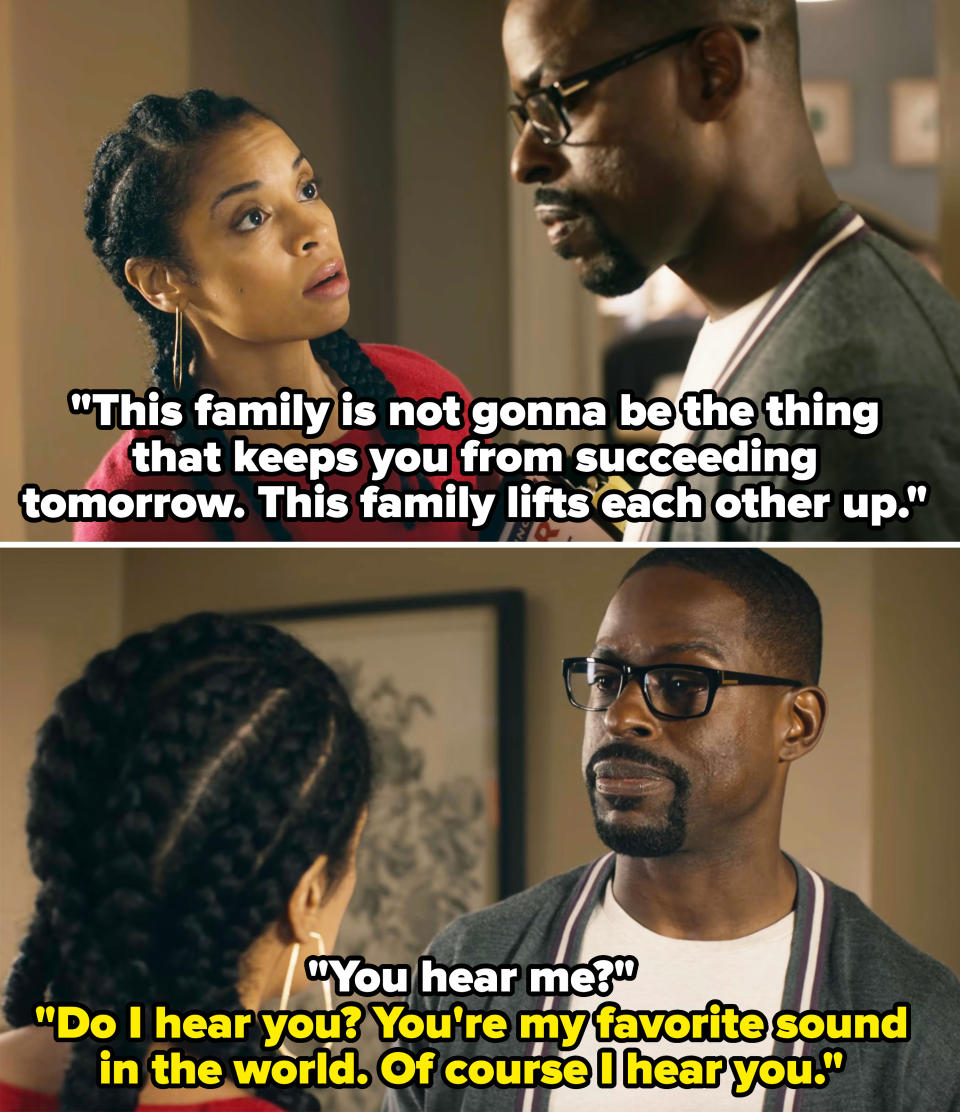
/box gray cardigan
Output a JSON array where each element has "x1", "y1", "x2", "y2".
[
  {"x1": 639, "y1": 205, "x2": 960, "y2": 541},
  {"x1": 382, "y1": 855, "x2": 960, "y2": 1112}
]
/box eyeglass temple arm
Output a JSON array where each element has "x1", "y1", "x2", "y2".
[
  {"x1": 555, "y1": 27, "x2": 703, "y2": 97},
  {"x1": 719, "y1": 671, "x2": 803, "y2": 687},
  {"x1": 555, "y1": 24, "x2": 760, "y2": 97}
]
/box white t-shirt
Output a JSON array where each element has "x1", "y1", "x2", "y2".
[
  {"x1": 550, "y1": 880, "x2": 793, "y2": 1111},
  {"x1": 622, "y1": 288, "x2": 774, "y2": 541},
  {"x1": 673, "y1": 286, "x2": 775, "y2": 404}
]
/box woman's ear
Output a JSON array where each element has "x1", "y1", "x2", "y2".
[
  {"x1": 286, "y1": 814, "x2": 369, "y2": 944},
  {"x1": 779, "y1": 686, "x2": 828, "y2": 764},
  {"x1": 285, "y1": 854, "x2": 330, "y2": 944},
  {"x1": 124, "y1": 258, "x2": 189, "y2": 314}
]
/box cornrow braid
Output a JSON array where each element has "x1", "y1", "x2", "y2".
[
  {"x1": 5, "y1": 612, "x2": 373, "y2": 1111},
  {"x1": 84, "y1": 89, "x2": 432, "y2": 539}
]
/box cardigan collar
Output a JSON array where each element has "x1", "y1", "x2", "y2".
[{"x1": 518, "y1": 852, "x2": 832, "y2": 1112}]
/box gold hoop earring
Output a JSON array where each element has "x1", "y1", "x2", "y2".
[
  {"x1": 172, "y1": 306, "x2": 184, "y2": 392},
  {"x1": 308, "y1": 931, "x2": 332, "y2": 1016},
  {"x1": 278, "y1": 932, "x2": 332, "y2": 1056},
  {"x1": 278, "y1": 933, "x2": 329, "y2": 1012},
  {"x1": 279, "y1": 941, "x2": 301, "y2": 1014}
]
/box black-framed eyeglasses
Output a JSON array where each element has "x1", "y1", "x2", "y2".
[
  {"x1": 562, "y1": 658, "x2": 801, "y2": 719},
  {"x1": 509, "y1": 25, "x2": 761, "y2": 148}
]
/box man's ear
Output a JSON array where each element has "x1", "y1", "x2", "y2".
[
  {"x1": 285, "y1": 854, "x2": 330, "y2": 944},
  {"x1": 779, "y1": 687, "x2": 827, "y2": 764},
  {"x1": 124, "y1": 258, "x2": 191, "y2": 314},
  {"x1": 679, "y1": 25, "x2": 750, "y2": 122}
]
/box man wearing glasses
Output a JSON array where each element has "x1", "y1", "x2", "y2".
[
  {"x1": 502, "y1": 0, "x2": 960, "y2": 541},
  {"x1": 385, "y1": 549, "x2": 959, "y2": 1110}
]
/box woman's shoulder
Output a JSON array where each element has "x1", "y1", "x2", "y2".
[
  {"x1": 74, "y1": 431, "x2": 217, "y2": 542},
  {"x1": 0, "y1": 1076, "x2": 278, "y2": 1110},
  {"x1": 360, "y1": 342, "x2": 473, "y2": 402},
  {"x1": 84, "y1": 429, "x2": 143, "y2": 489},
  {"x1": 0, "y1": 1026, "x2": 276, "y2": 1109},
  {"x1": 0, "y1": 1027, "x2": 67, "y2": 1106},
  {"x1": 0, "y1": 1078, "x2": 57, "y2": 1111}
]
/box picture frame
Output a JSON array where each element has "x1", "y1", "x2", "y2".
[
  {"x1": 243, "y1": 591, "x2": 525, "y2": 1110},
  {"x1": 890, "y1": 78, "x2": 940, "y2": 167},
  {"x1": 802, "y1": 80, "x2": 854, "y2": 168}
]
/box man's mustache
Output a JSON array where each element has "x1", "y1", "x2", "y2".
[
  {"x1": 585, "y1": 742, "x2": 690, "y2": 790},
  {"x1": 534, "y1": 187, "x2": 597, "y2": 219}
]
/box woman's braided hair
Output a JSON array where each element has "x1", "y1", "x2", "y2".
[
  {"x1": 84, "y1": 89, "x2": 428, "y2": 540},
  {"x1": 4, "y1": 612, "x2": 373, "y2": 1111}
]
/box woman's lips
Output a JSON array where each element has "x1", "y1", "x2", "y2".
[
  {"x1": 593, "y1": 758, "x2": 673, "y2": 798},
  {"x1": 303, "y1": 260, "x2": 350, "y2": 300}
]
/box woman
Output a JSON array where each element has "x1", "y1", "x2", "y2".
[
  {"x1": 0, "y1": 613, "x2": 372, "y2": 1110},
  {"x1": 77, "y1": 90, "x2": 475, "y2": 541}
]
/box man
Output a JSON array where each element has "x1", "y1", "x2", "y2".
[
  {"x1": 502, "y1": 0, "x2": 960, "y2": 540},
  {"x1": 383, "y1": 550, "x2": 960, "y2": 1110}
]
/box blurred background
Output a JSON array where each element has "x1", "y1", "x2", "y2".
[
  {"x1": 1, "y1": 0, "x2": 959, "y2": 538},
  {"x1": 3, "y1": 546, "x2": 959, "y2": 992}
]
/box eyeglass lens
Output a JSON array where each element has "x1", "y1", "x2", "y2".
[
  {"x1": 510, "y1": 93, "x2": 566, "y2": 144},
  {"x1": 567, "y1": 660, "x2": 712, "y2": 717}
]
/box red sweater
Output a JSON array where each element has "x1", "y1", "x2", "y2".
[
  {"x1": 74, "y1": 344, "x2": 475, "y2": 542},
  {"x1": 0, "y1": 1079, "x2": 276, "y2": 1111}
]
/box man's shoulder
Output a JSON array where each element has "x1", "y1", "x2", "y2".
[
  {"x1": 426, "y1": 863, "x2": 594, "y2": 965},
  {"x1": 857, "y1": 231, "x2": 960, "y2": 342},
  {"x1": 822, "y1": 874, "x2": 960, "y2": 1014},
  {"x1": 763, "y1": 229, "x2": 960, "y2": 390}
]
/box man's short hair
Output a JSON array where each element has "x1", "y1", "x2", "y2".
[{"x1": 623, "y1": 548, "x2": 822, "y2": 684}]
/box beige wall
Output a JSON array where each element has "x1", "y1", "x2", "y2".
[
  {"x1": 8, "y1": 0, "x2": 190, "y2": 540},
  {"x1": 777, "y1": 549, "x2": 875, "y2": 903},
  {"x1": 0, "y1": 0, "x2": 25, "y2": 541},
  {"x1": 0, "y1": 550, "x2": 125, "y2": 1009},
  {"x1": 941, "y1": 0, "x2": 960, "y2": 295},
  {"x1": 393, "y1": 0, "x2": 510, "y2": 395},
  {"x1": 873, "y1": 551, "x2": 960, "y2": 973}
]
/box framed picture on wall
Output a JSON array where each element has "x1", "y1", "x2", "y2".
[
  {"x1": 244, "y1": 591, "x2": 524, "y2": 1110},
  {"x1": 890, "y1": 78, "x2": 940, "y2": 167},
  {"x1": 802, "y1": 80, "x2": 854, "y2": 168}
]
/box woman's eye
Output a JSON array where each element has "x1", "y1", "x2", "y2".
[
  {"x1": 299, "y1": 178, "x2": 321, "y2": 201},
  {"x1": 235, "y1": 207, "x2": 267, "y2": 232}
]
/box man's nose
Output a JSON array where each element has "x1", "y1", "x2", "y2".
[
  {"x1": 510, "y1": 125, "x2": 567, "y2": 185},
  {"x1": 602, "y1": 678, "x2": 661, "y2": 738}
]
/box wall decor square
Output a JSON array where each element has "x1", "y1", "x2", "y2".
[
  {"x1": 803, "y1": 80, "x2": 854, "y2": 168},
  {"x1": 891, "y1": 78, "x2": 940, "y2": 167}
]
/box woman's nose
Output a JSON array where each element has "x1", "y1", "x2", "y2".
[{"x1": 290, "y1": 206, "x2": 333, "y2": 255}]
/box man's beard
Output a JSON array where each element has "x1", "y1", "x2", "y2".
[
  {"x1": 536, "y1": 187, "x2": 649, "y2": 297},
  {"x1": 585, "y1": 742, "x2": 692, "y2": 857}
]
